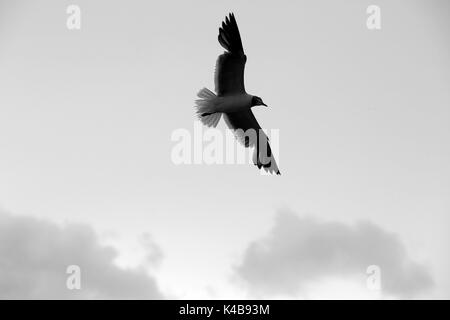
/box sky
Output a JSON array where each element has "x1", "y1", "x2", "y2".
[{"x1": 0, "y1": 0, "x2": 449, "y2": 299}]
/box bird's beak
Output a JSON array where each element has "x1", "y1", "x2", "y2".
[{"x1": 262, "y1": 103, "x2": 268, "y2": 107}]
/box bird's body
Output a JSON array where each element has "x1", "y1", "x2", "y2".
[
  {"x1": 200, "y1": 93, "x2": 253, "y2": 114},
  {"x1": 195, "y1": 13, "x2": 280, "y2": 175}
]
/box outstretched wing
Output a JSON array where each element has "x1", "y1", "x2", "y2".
[
  {"x1": 215, "y1": 13, "x2": 247, "y2": 96},
  {"x1": 224, "y1": 111, "x2": 281, "y2": 175}
]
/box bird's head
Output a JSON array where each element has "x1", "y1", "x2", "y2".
[{"x1": 251, "y1": 96, "x2": 268, "y2": 108}]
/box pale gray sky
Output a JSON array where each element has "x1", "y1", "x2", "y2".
[{"x1": 0, "y1": 0, "x2": 449, "y2": 299}]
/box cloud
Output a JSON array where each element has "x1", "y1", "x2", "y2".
[
  {"x1": 0, "y1": 210, "x2": 163, "y2": 299},
  {"x1": 234, "y1": 210, "x2": 433, "y2": 298}
]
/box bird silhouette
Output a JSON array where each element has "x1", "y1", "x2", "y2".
[{"x1": 195, "y1": 13, "x2": 280, "y2": 175}]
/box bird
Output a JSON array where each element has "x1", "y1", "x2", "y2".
[{"x1": 195, "y1": 13, "x2": 280, "y2": 175}]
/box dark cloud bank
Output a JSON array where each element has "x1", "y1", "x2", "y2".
[
  {"x1": 0, "y1": 209, "x2": 434, "y2": 299},
  {"x1": 0, "y1": 211, "x2": 163, "y2": 299},
  {"x1": 235, "y1": 210, "x2": 433, "y2": 298}
]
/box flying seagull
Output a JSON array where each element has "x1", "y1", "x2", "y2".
[{"x1": 195, "y1": 13, "x2": 280, "y2": 175}]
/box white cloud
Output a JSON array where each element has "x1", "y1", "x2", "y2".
[
  {"x1": 235, "y1": 210, "x2": 433, "y2": 299},
  {"x1": 0, "y1": 210, "x2": 163, "y2": 299}
]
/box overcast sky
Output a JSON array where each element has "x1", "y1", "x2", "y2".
[{"x1": 0, "y1": 0, "x2": 449, "y2": 299}]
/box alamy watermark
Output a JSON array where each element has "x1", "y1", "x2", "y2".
[
  {"x1": 66, "y1": 265, "x2": 81, "y2": 290},
  {"x1": 171, "y1": 122, "x2": 280, "y2": 173},
  {"x1": 366, "y1": 5, "x2": 381, "y2": 30},
  {"x1": 66, "y1": 5, "x2": 81, "y2": 30},
  {"x1": 366, "y1": 265, "x2": 382, "y2": 291}
]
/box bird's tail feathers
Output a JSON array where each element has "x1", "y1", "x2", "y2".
[{"x1": 195, "y1": 88, "x2": 222, "y2": 128}]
